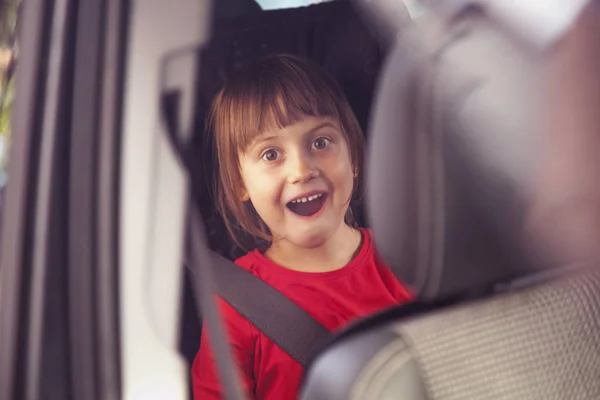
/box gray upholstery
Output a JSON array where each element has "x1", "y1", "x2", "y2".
[
  {"x1": 366, "y1": 9, "x2": 535, "y2": 301},
  {"x1": 302, "y1": 268, "x2": 600, "y2": 399}
]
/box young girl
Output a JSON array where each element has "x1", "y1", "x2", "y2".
[{"x1": 192, "y1": 54, "x2": 413, "y2": 399}]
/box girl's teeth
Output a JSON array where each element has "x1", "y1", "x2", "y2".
[{"x1": 293, "y1": 193, "x2": 323, "y2": 203}]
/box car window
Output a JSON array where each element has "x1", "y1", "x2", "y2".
[
  {"x1": 0, "y1": 0, "x2": 19, "y2": 281},
  {"x1": 256, "y1": 0, "x2": 333, "y2": 10}
]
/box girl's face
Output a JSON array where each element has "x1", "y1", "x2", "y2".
[{"x1": 238, "y1": 116, "x2": 355, "y2": 249}]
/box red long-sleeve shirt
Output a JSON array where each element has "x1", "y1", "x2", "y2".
[{"x1": 191, "y1": 229, "x2": 413, "y2": 399}]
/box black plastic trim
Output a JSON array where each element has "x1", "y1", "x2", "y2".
[
  {"x1": 301, "y1": 328, "x2": 399, "y2": 400},
  {"x1": 25, "y1": 0, "x2": 74, "y2": 398},
  {"x1": 95, "y1": 0, "x2": 128, "y2": 398},
  {"x1": 68, "y1": 0, "x2": 107, "y2": 398}
]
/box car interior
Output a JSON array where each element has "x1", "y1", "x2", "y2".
[
  {"x1": 177, "y1": 0, "x2": 600, "y2": 399},
  {"x1": 0, "y1": 0, "x2": 599, "y2": 399}
]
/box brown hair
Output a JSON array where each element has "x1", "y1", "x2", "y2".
[{"x1": 208, "y1": 54, "x2": 365, "y2": 247}]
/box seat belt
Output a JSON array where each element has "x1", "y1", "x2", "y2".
[{"x1": 184, "y1": 246, "x2": 332, "y2": 367}]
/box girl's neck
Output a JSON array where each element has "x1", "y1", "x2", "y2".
[{"x1": 265, "y1": 224, "x2": 363, "y2": 273}]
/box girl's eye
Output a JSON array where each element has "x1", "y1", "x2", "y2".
[
  {"x1": 261, "y1": 149, "x2": 281, "y2": 162},
  {"x1": 312, "y1": 137, "x2": 331, "y2": 151}
]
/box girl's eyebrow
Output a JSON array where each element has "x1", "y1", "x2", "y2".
[
  {"x1": 307, "y1": 121, "x2": 337, "y2": 134},
  {"x1": 248, "y1": 135, "x2": 278, "y2": 151}
]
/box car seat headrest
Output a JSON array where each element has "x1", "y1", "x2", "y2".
[{"x1": 366, "y1": 6, "x2": 546, "y2": 300}]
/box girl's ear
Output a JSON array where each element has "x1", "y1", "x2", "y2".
[{"x1": 240, "y1": 189, "x2": 250, "y2": 202}]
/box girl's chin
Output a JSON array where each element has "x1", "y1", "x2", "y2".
[
  {"x1": 281, "y1": 223, "x2": 344, "y2": 249},
  {"x1": 291, "y1": 234, "x2": 330, "y2": 250}
]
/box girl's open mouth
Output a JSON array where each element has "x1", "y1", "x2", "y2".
[{"x1": 286, "y1": 193, "x2": 327, "y2": 217}]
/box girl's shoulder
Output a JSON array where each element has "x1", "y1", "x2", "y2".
[
  {"x1": 234, "y1": 249, "x2": 263, "y2": 271},
  {"x1": 360, "y1": 226, "x2": 374, "y2": 239}
]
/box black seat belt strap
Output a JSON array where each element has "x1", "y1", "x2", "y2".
[{"x1": 186, "y1": 249, "x2": 331, "y2": 367}]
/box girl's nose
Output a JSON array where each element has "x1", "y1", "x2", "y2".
[{"x1": 287, "y1": 152, "x2": 319, "y2": 184}]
